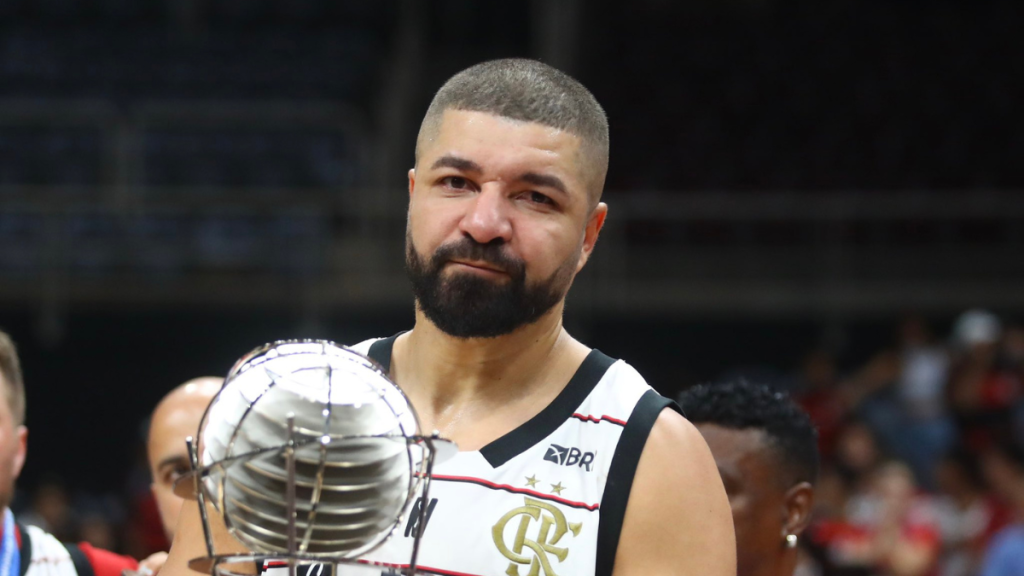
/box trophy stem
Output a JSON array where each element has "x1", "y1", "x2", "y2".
[
  {"x1": 407, "y1": 437, "x2": 437, "y2": 576},
  {"x1": 285, "y1": 414, "x2": 298, "y2": 576},
  {"x1": 188, "y1": 436, "x2": 217, "y2": 558}
]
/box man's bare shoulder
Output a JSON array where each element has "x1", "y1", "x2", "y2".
[
  {"x1": 613, "y1": 408, "x2": 736, "y2": 576},
  {"x1": 648, "y1": 408, "x2": 707, "y2": 454}
]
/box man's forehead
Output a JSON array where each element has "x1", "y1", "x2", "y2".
[
  {"x1": 431, "y1": 110, "x2": 581, "y2": 152},
  {"x1": 148, "y1": 405, "x2": 203, "y2": 450},
  {"x1": 427, "y1": 111, "x2": 587, "y2": 189}
]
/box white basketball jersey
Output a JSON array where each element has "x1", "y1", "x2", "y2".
[
  {"x1": 328, "y1": 334, "x2": 677, "y2": 576},
  {"x1": 20, "y1": 524, "x2": 80, "y2": 576}
]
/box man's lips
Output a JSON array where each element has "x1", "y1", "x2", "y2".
[{"x1": 448, "y1": 259, "x2": 507, "y2": 274}]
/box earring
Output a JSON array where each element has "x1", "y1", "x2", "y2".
[{"x1": 785, "y1": 534, "x2": 798, "y2": 549}]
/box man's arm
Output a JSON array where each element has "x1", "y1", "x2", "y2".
[{"x1": 612, "y1": 410, "x2": 736, "y2": 576}]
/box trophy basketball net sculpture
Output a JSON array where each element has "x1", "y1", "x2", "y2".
[{"x1": 176, "y1": 340, "x2": 455, "y2": 576}]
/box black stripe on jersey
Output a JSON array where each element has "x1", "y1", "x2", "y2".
[
  {"x1": 430, "y1": 473, "x2": 601, "y2": 511},
  {"x1": 479, "y1": 349, "x2": 617, "y2": 467},
  {"x1": 595, "y1": 390, "x2": 681, "y2": 576},
  {"x1": 64, "y1": 543, "x2": 95, "y2": 576},
  {"x1": 16, "y1": 524, "x2": 32, "y2": 576},
  {"x1": 365, "y1": 336, "x2": 619, "y2": 470},
  {"x1": 366, "y1": 333, "x2": 400, "y2": 373}
]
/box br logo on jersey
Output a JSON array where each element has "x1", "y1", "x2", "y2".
[
  {"x1": 543, "y1": 444, "x2": 595, "y2": 472},
  {"x1": 492, "y1": 497, "x2": 582, "y2": 576}
]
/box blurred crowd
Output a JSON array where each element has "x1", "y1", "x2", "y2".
[{"x1": 791, "y1": 311, "x2": 1024, "y2": 576}]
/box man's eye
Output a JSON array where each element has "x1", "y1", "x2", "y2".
[
  {"x1": 442, "y1": 176, "x2": 469, "y2": 189},
  {"x1": 163, "y1": 465, "x2": 190, "y2": 484},
  {"x1": 528, "y1": 191, "x2": 553, "y2": 205}
]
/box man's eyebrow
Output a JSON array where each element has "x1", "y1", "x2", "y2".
[
  {"x1": 430, "y1": 155, "x2": 482, "y2": 172},
  {"x1": 520, "y1": 172, "x2": 568, "y2": 196},
  {"x1": 157, "y1": 455, "x2": 190, "y2": 470}
]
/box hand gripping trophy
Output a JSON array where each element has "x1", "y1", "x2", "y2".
[{"x1": 173, "y1": 340, "x2": 455, "y2": 576}]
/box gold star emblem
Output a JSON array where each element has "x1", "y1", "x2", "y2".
[
  {"x1": 550, "y1": 482, "x2": 565, "y2": 495},
  {"x1": 525, "y1": 475, "x2": 539, "y2": 488}
]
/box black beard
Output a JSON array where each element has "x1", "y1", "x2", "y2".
[{"x1": 405, "y1": 233, "x2": 573, "y2": 338}]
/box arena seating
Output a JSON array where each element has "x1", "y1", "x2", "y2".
[
  {"x1": 0, "y1": 0, "x2": 394, "y2": 189},
  {"x1": 581, "y1": 1, "x2": 1022, "y2": 190}
]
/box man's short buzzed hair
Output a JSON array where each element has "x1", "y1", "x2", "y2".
[
  {"x1": 678, "y1": 380, "x2": 819, "y2": 488},
  {"x1": 417, "y1": 58, "x2": 610, "y2": 203}
]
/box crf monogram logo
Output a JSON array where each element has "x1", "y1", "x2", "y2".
[{"x1": 491, "y1": 497, "x2": 582, "y2": 576}]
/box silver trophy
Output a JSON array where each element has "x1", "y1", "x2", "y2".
[{"x1": 175, "y1": 340, "x2": 455, "y2": 576}]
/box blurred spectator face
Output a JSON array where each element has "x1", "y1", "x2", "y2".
[
  {"x1": 980, "y1": 447, "x2": 1024, "y2": 505},
  {"x1": 1003, "y1": 326, "x2": 1024, "y2": 366},
  {"x1": 0, "y1": 374, "x2": 27, "y2": 511},
  {"x1": 872, "y1": 463, "x2": 916, "y2": 518},
  {"x1": 698, "y1": 423, "x2": 801, "y2": 576},
  {"x1": 836, "y1": 422, "x2": 880, "y2": 478},
  {"x1": 812, "y1": 466, "x2": 848, "y2": 520},
  {"x1": 147, "y1": 377, "x2": 221, "y2": 541}
]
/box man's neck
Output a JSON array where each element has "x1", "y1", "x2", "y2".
[{"x1": 392, "y1": 304, "x2": 589, "y2": 440}]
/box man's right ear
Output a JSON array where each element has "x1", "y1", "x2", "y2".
[
  {"x1": 408, "y1": 169, "x2": 416, "y2": 198},
  {"x1": 12, "y1": 425, "x2": 27, "y2": 480}
]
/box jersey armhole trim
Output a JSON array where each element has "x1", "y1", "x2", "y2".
[
  {"x1": 16, "y1": 524, "x2": 31, "y2": 576},
  {"x1": 479, "y1": 349, "x2": 617, "y2": 468},
  {"x1": 63, "y1": 543, "x2": 94, "y2": 576},
  {"x1": 366, "y1": 333, "x2": 402, "y2": 373},
  {"x1": 595, "y1": 390, "x2": 680, "y2": 576}
]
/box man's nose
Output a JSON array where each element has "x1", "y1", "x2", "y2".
[{"x1": 458, "y1": 186, "x2": 513, "y2": 245}]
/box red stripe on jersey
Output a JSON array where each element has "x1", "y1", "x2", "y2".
[
  {"x1": 571, "y1": 412, "x2": 627, "y2": 426},
  {"x1": 359, "y1": 560, "x2": 486, "y2": 576},
  {"x1": 269, "y1": 560, "x2": 485, "y2": 576},
  {"x1": 430, "y1": 474, "x2": 600, "y2": 511},
  {"x1": 408, "y1": 566, "x2": 485, "y2": 576}
]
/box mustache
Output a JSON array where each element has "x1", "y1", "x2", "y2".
[{"x1": 430, "y1": 238, "x2": 525, "y2": 277}]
